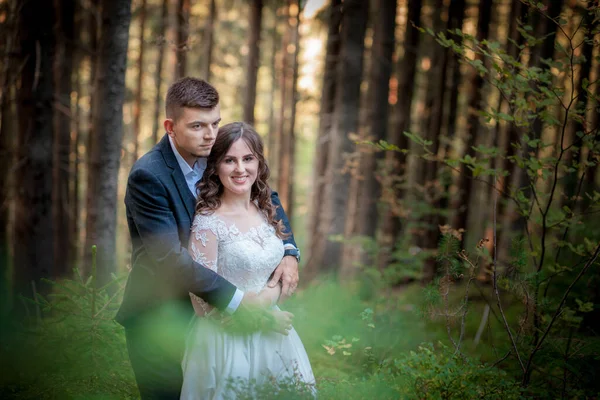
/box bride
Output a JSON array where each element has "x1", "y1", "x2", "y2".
[{"x1": 180, "y1": 122, "x2": 315, "y2": 399}]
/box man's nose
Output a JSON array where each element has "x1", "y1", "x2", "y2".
[{"x1": 206, "y1": 125, "x2": 217, "y2": 139}]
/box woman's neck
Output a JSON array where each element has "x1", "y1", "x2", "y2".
[{"x1": 219, "y1": 190, "x2": 252, "y2": 213}]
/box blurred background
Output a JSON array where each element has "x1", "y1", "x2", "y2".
[{"x1": 1, "y1": 0, "x2": 599, "y2": 398}]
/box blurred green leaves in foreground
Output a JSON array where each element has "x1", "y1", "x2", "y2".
[{"x1": 1, "y1": 266, "x2": 528, "y2": 400}]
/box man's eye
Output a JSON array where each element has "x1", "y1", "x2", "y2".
[
  {"x1": 212, "y1": 122, "x2": 219, "y2": 128},
  {"x1": 192, "y1": 124, "x2": 200, "y2": 129}
]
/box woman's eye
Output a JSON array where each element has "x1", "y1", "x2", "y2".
[
  {"x1": 244, "y1": 156, "x2": 254, "y2": 162},
  {"x1": 224, "y1": 159, "x2": 233, "y2": 164}
]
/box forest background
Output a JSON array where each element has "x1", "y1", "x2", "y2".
[{"x1": 0, "y1": 0, "x2": 599, "y2": 398}]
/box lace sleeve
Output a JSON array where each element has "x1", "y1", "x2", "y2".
[
  {"x1": 189, "y1": 225, "x2": 218, "y2": 272},
  {"x1": 188, "y1": 215, "x2": 219, "y2": 316}
]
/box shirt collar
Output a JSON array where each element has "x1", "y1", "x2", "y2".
[{"x1": 168, "y1": 136, "x2": 206, "y2": 177}]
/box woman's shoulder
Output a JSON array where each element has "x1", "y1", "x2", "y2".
[{"x1": 191, "y1": 212, "x2": 224, "y2": 234}]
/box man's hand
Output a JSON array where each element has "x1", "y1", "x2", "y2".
[{"x1": 267, "y1": 255, "x2": 299, "y2": 302}]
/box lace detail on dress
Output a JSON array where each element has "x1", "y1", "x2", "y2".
[
  {"x1": 189, "y1": 241, "x2": 217, "y2": 271},
  {"x1": 190, "y1": 213, "x2": 284, "y2": 293}
]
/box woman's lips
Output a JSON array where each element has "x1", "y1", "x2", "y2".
[{"x1": 232, "y1": 176, "x2": 248, "y2": 184}]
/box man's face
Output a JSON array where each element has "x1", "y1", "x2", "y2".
[{"x1": 165, "y1": 105, "x2": 221, "y2": 166}]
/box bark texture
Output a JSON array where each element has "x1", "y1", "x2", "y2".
[
  {"x1": 85, "y1": 0, "x2": 132, "y2": 286},
  {"x1": 243, "y1": 0, "x2": 263, "y2": 125},
  {"x1": 15, "y1": 0, "x2": 56, "y2": 300},
  {"x1": 304, "y1": 0, "x2": 342, "y2": 281},
  {"x1": 54, "y1": 0, "x2": 76, "y2": 277},
  {"x1": 377, "y1": 0, "x2": 422, "y2": 269},
  {"x1": 320, "y1": 0, "x2": 369, "y2": 270}
]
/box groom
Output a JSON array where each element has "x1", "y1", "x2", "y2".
[{"x1": 115, "y1": 77, "x2": 301, "y2": 399}]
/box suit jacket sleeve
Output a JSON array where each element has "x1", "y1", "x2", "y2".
[
  {"x1": 270, "y1": 190, "x2": 297, "y2": 249},
  {"x1": 126, "y1": 167, "x2": 237, "y2": 311}
]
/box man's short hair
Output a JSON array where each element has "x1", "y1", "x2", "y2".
[{"x1": 165, "y1": 77, "x2": 219, "y2": 121}]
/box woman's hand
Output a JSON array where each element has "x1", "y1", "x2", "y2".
[{"x1": 268, "y1": 309, "x2": 294, "y2": 336}]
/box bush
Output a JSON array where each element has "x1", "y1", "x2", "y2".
[
  {"x1": 389, "y1": 343, "x2": 522, "y2": 400},
  {"x1": 0, "y1": 266, "x2": 137, "y2": 399}
]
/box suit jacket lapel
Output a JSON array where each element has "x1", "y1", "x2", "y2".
[{"x1": 158, "y1": 134, "x2": 196, "y2": 222}]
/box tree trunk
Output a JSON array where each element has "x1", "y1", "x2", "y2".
[
  {"x1": 496, "y1": 0, "x2": 525, "y2": 262},
  {"x1": 501, "y1": 0, "x2": 563, "y2": 251},
  {"x1": 497, "y1": 0, "x2": 524, "y2": 183},
  {"x1": 419, "y1": 0, "x2": 454, "y2": 282},
  {"x1": 54, "y1": 0, "x2": 76, "y2": 277},
  {"x1": 377, "y1": 0, "x2": 422, "y2": 269},
  {"x1": 0, "y1": 0, "x2": 18, "y2": 313},
  {"x1": 266, "y1": 8, "x2": 280, "y2": 170},
  {"x1": 562, "y1": 2, "x2": 594, "y2": 208},
  {"x1": 303, "y1": 0, "x2": 341, "y2": 281},
  {"x1": 243, "y1": 0, "x2": 263, "y2": 126},
  {"x1": 84, "y1": 0, "x2": 100, "y2": 269},
  {"x1": 419, "y1": 0, "x2": 445, "y2": 185},
  {"x1": 444, "y1": 0, "x2": 466, "y2": 145},
  {"x1": 15, "y1": 0, "x2": 56, "y2": 302},
  {"x1": 70, "y1": 2, "x2": 82, "y2": 271},
  {"x1": 498, "y1": 0, "x2": 561, "y2": 263},
  {"x1": 0, "y1": 85, "x2": 14, "y2": 314},
  {"x1": 133, "y1": 0, "x2": 147, "y2": 161},
  {"x1": 276, "y1": 1, "x2": 292, "y2": 210},
  {"x1": 87, "y1": 0, "x2": 100, "y2": 148},
  {"x1": 152, "y1": 0, "x2": 168, "y2": 144},
  {"x1": 580, "y1": 60, "x2": 599, "y2": 212},
  {"x1": 175, "y1": 0, "x2": 190, "y2": 79},
  {"x1": 320, "y1": 0, "x2": 369, "y2": 271},
  {"x1": 284, "y1": 0, "x2": 302, "y2": 223},
  {"x1": 201, "y1": 0, "x2": 216, "y2": 81},
  {"x1": 85, "y1": 0, "x2": 132, "y2": 286},
  {"x1": 450, "y1": 0, "x2": 491, "y2": 233},
  {"x1": 340, "y1": 0, "x2": 396, "y2": 279},
  {"x1": 357, "y1": 0, "x2": 395, "y2": 237}
]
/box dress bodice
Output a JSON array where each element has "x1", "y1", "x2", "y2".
[{"x1": 190, "y1": 213, "x2": 284, "y2": 294}]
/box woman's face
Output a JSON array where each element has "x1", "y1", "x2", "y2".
[{"x1": 217, "y1": 138, "x2": 259, "y2": 197}]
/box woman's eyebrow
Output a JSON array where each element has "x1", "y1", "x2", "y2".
[{"x1": 223, "y1": 153, "x2": 254, "y2": 159}]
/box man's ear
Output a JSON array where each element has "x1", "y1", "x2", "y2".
[{"x1": 164, "y1": 119, "x2": 175, "y2": 137}]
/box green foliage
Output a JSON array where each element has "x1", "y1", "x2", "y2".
[
  {"x1": 389, "y1": 343, "x2": 522, "y2": 400},
  {"x1": 292, "y1": 283, "x2": 523, "y2": 399},
  {"x1": 0, "y1": 261, "x2": 137, "y2": 399}
]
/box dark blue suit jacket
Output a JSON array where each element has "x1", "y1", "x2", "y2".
[{"x1": 115, "y1": 134, "x2": 296, "y2": 327}]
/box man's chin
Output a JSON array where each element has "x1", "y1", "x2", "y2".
[{"x1": 193, "y1": 151, "x2": 211, "y2": 158}]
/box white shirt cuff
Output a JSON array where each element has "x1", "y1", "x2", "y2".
[{"x1": 225, "y1": 289, "x2": 245, "y2": 314}]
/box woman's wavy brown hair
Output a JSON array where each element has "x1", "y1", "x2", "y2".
[{"x1": 195, "y1": 122, "x2": 289, "y2": 238}]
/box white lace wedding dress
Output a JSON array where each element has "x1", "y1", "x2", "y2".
[{"x1": 180, "y1": 213, "x2": 315, "y2": 399}]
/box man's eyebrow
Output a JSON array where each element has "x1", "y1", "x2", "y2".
[{"x1": 186, "y1": 117, "x2": 221, "y2": 126}]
